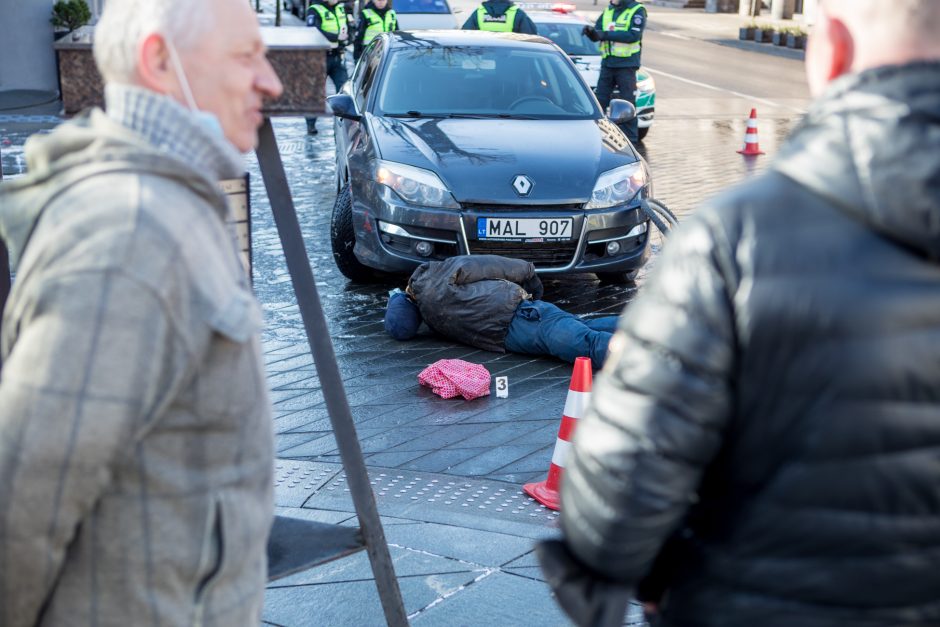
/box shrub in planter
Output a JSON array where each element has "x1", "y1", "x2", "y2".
[
  {"x1": 754, "y1": 25, "x2": 774, "y2": 43},
  {"x1": 739, "y1": 21, "x2": 757, "y2": 41},
  {"x1": 50, "y1": 0, "x2": 91, "y2": 34},
  {"x1": 787, "y1": 28, "x2": 807, "y2": 49},
  {"x1": 772, "y1": 28, "x2": 788, "y2": 46}
]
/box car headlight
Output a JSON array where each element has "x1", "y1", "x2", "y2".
[
  {"x1": 637, "y1": 75, "x2": 655, "y2": 93},
  {"x1": 374, "y1": 160, "x2": 459, "y2": 209},
  {"x1": 586, "y1": 162, "x2": 649, "y2": 209}
]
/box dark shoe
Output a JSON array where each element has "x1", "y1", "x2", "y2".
[{"x1": 307, "y1": 127, "x2": 319, "y2": 135}]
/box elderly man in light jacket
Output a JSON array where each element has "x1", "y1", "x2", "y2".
[{"x1": 0, "y1": 0, "x2": 282, "y2": 624}]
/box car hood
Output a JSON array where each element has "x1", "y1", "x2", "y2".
[{"x1": 369, "y1": 116, "x2": 637, "y2": 204}]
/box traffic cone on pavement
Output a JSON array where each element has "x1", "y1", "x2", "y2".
[
  {"x1": 737, "y1": 108, "x2": 765, "y2": 156},
  {"x1": 523, "y1": 357, "x2": 593, "y2": 511}
]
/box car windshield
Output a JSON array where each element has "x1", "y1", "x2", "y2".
[
  {"x1": 377, "y1": 46, "x2": 599, "y2": 119},
  {"x1": 391, "y1": 0, "x2": 452, "y2": 13},
  {"x1": 534, "y1": 21, "x2": 600, "y2": 56}
]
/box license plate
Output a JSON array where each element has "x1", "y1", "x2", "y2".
[{"x1": 477, "y1": 217, "x2": 573, "y2": 242}]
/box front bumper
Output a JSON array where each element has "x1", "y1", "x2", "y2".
[{"x1": 350, "y1": 187, "x2": 651, "y2": 275}]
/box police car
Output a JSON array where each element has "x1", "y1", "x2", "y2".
[
  {"x1": 327, "y1": 30, "x2": 657, "y2": 284},
  {"x1": 523, "y1": 3, "x2": 655, "y2": 140}
]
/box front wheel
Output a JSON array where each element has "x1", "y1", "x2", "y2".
[
  {"x1": 597, "y1": 269, "x2": 640, "y2": 284},
  {"x1": 331, "y1": 185, "x2": 376, "y2": 282},
  {"x1": 637, "y1": 126, "x2": 650, "y2": 141}
]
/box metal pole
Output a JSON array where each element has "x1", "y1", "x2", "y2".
[
  {"x1": 254, "y1": 118, "x2": 408, "y2": 627},
  {"x1": 0, "y1": 238, "x2": 9, "y2": 370}
]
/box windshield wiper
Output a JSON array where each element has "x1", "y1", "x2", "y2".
[
  {"x1": 445, "y1": 113, "x2": 539, "y2": 120},
  {"x1": 385, "y1": 111, "x2": 446, "y2": 119}
]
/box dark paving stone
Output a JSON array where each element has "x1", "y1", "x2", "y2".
[
  {"x1": 353, "y1": 404, "x2": 441, "y2": 430},
  {"x1": 268, "y1": 371, "x2": 321, "y2": 391},
  {"x1": 277, "y1": 411, "x2": 333, "y2": 435},
  {"x1": 365, "y1": 449, "x2": 434, "y2": 468},
  {"x1": 499, "y1": 444, "x2": 558, "y2": 475},
  {"x1": 445, "y1": 443, "x2": 549, "y2": 477},
  {"x1": 262, "y1": 572, "x2": 477, "y2": 626},
  {"x1": 504, "y1": 551, "x2": 539, "y2": 569},
  {"x1": 409, "y1": 571, "x2": 572, "y2": 626},
  {"x1": 384, "y1": 423, "x2": 493, "y2": 453},
  {"x1": 276, "y1": 433, "x2": 320, "y2": 454},
  {"x1": 450, "y1": 421, "x2": 557, "y2": 450},
  {"x1": 268, "y1": 542, "x2": 481, "y2": 588},
  {"x1": 400, "y1": 448, "x2": 487, "y2": 473}
]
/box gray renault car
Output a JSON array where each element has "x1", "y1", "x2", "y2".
[{"x1": 327, "y1": 30, "x2": 654, "y2": 283}]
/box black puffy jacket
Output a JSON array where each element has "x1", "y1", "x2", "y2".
[
  {"x1": 561, "y1": 61, "x2": 940, "y2": 626},
  {"x1": 408, "y1": 255, "x2": 543, "y2": 353}
]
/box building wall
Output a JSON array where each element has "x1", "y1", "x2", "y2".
[{"x1": 0, "y1": 0, "x2": 59, "y2": 92}]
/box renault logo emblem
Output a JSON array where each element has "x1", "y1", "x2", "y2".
[{"x1": 512, "y1": 175, "x2": 533, "y2": 197}]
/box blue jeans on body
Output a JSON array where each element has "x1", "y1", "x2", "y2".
[
  {"x1": 504, "y1": 300, "x2": 619, "y2": 369},
  {"x1": 596, "y1": 65, "x2": 639, "y2": 143}
]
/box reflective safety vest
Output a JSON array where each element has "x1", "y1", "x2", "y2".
[
  {"x1": 475, "y1": 5, "x2": 518, "y2": 32},
  {"x1": 311, "y1": 3, "x2": 348, "y2": 40},
  {"x1": 600, "y1": 4, "x2": 642, "y2": 59},
  {"x1": 362, "y1": 8, "x2": 397, "y2": 45}
]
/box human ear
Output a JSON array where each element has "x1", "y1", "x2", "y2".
[
  {"x1": 826, "y1": 17, "x2": 854, "y2": 82},
  {"x1": 137, "y1": 33, "x2": 177, "y2": 95}
]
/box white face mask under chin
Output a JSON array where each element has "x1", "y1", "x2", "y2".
[{"x1": 165, "y1": 40, "x2": 226, "y2": 141}]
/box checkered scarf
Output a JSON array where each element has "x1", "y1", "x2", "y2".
[{"x1": 105, "y1": 83, "x2": 246, "y2": 182}]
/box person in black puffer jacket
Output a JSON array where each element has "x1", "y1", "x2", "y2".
[{"x1": 547, "y1": 1, "x2": 940, "y2": 625}]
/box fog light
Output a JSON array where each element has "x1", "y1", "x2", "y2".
[
  {"x1": 415, "y1": 241, "x2": 434, "y2": 257},
  {"x1": 606, "y1": 241, "x2": 622, "y2": 256}
]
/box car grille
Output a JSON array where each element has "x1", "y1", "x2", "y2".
[
  {"x1": 461, "y1": 203, "x2": 583, "y2": 213},
  {"x1": 468, "y1": 240, "x2": 578, "y2": 268}
]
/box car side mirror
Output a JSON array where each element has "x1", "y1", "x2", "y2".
[
  {"x1": 607, "y1": 99, "x2": 636, "y2": 125},
  {"x1": 327, "y1": 94, "x2": 361, "y2": 121}
]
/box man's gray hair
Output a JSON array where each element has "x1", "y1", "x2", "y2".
[{"x1": 94, "y1": 0, "x2": 213, "y2": 84}]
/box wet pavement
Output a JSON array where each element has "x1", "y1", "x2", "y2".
[
  {"x1": 0, "y1": 112, "x2": 796, "y2": 627},
  {"x1": 246, "y1": 113, "x2": 794, "y2": 624},
  {"x1": 0, "y1": 20, "x2": 802, "y2": 622}
]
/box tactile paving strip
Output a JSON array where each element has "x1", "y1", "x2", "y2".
[
  {"x1": 369, "y1": 472, "x2": 559, "y2": 521},
  {"x1": 274, "y1": 461, "x2": 344, "y2": 507},
  {"x1": 276, "y1": 460, "x2": 559, "y2": 526}
]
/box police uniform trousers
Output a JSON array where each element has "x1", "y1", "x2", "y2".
[
  {"x1": 306, "y1": 50, "x2": 350, "y2": 133},
  {"x1": 596, "y1": 65, "x2": 639, "y2": 143}
]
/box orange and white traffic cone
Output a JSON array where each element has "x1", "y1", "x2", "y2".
[
  {"x1": 523, "y1": 357, "x2": 592, "y2": 511},
  {"x1": 737, "y1": 108, "x2": 765, "y2": 156}
]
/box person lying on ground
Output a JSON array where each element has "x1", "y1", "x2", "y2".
[{"x1": 384, "y1": 255, "x2": 618, "y2": 368}]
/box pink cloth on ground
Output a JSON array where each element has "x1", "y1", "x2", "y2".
[{"x1": 418, "y1": 359, "x2": 491, "y2": 400}]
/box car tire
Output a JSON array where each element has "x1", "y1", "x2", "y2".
[
  {"x1": 637, "y1": 126, "x2": 649, "y2": 141},
  {"x1": 331, "y1": 185, "x2": 376, "y2": 282},
  {"x1": 597, "y1": 269, "x2": 640, "y2": 284}
]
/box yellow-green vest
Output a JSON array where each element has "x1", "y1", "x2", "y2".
[
  {"x1": 600, "y1": 4, "x2": 642, "y2": 58},
  {"x1": 311, "y1": 3, "x2": 347, "y2": 37},
  {"x1": 362, "y1": 8, "x2": 397, "y2": 44},
  {"x1": 475, "y1": 5, "x2": 518, "y2": 32}
]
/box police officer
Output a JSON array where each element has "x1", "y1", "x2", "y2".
[
  {"x1": 354, "y1": 0, "x2": 398, "y2": 62},
  {"x1": 461, "y1": 0, "x2": 537, "y2": 34},
  {"x1": 306, "y1": 0, "x2": 350, "y2": 135},
  {"x1": 584, "y1": 0, "x2": 646, "y2": 143}
]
